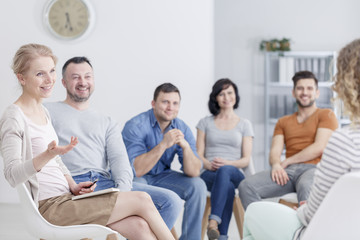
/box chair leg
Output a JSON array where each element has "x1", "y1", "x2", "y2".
[
  {"x1": 233, "y1": 196, "x2": 244, "y2": 239},
  {"x1": 279, "y1": 198, "x2": 298, "y2": 209},
  {"x1": 106, "y1": 233, "x2": 119, "y2": 240},
  {"x1": 201, "y1": 196, "x2": 211, "y2": 240},
  {"x1": 171, "y1": 227, "x2": 179, "y2": 240}
]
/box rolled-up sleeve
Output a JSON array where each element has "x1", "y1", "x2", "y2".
[
  {"x1": 177, "y1": 122, "x2": 199, "y2": 165},
  {"x1": 122, "y1": 121, "x2": 148, "y2": 174}
]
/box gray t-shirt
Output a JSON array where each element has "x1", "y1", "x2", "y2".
[{"x1": 196, "y1": 115, "x2": 254, "y2": 168}]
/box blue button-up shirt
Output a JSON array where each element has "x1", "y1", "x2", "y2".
[{"x1": 122, "y1": 109, "x2": 199, "y2": 176}]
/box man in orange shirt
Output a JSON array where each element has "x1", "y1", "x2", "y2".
[{"x1": 239, "y1": 71, "x2": 338, "y2": 209}]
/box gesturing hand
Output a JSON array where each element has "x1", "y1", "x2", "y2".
[{"x1": 47, "y1": 136, "x2": 78, "y2": 156}]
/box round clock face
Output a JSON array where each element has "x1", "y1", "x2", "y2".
[{"x1": 44, "y1": 0, "x2": 94, "y2": 40}]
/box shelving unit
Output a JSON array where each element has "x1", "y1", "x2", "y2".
[{"x1": 263, "y1": 51, "x2": 343, "y2": 164}]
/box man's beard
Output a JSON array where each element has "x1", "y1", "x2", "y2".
[
  {"x1": 67, "y1": 89, "x2": 91, "y2": 102},
  {"x1": 296, "y1": 99, "x2": 315, "y2": 108}
]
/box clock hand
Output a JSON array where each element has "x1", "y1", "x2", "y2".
[{"x1": 65, "y1": 12, "x2": 73, "y2": 31}]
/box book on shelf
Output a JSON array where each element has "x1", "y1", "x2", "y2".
[{"x1": 279, "y1": 57, "x2": 295, "y2": 83}]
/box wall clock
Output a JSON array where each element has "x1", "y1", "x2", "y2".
[{"x1": 44, "y1": 0, "x2": 95, "y2": 40}]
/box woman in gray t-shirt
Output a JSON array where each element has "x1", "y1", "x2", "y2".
[{"x1": 196, "y1": 78, "x2": 254, "y2": 240}]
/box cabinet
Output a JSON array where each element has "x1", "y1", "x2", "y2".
[{"x1": 263, "y1": 51, "x2": 346, "y2": 164}]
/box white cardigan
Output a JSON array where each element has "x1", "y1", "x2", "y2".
[{"x1": 0, "y1": 104, "x2": 70, "y2": 206}]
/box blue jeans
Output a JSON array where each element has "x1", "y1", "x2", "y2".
[
  {"x1": 72, "y1": 171, "x2": 182, "y2": 229},
  {"x1": 238, "y1": 163, "x2": 316, "y2": 209},
  {"x1": 201, "y1": 166, "x2": 245, "y2": 239},
  {"x1": 140, "y1": 170, "x2": 207, "y2": 240}
]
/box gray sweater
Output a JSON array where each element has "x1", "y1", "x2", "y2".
[{"x1": 45, "y1": 102, "x2": 133, "y2": 191}]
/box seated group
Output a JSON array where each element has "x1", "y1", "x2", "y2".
[{"x1": 1, "y1": 39, "x2": 359, "y2": 240}]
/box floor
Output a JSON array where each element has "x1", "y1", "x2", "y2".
[{"x1": 172, "y1": 206, "x2": 241, "y2": 240}]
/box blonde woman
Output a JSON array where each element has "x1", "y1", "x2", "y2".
[
  {"x1": 242, "y1": 38, "x2": 360, "y2": 240},
  {"x1": 0, "y1": 44, "x2": 174, "y2": 240}
]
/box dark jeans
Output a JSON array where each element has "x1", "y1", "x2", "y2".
[{"x1": 201, "y1": 165, "x2": 245, "y2": 237}]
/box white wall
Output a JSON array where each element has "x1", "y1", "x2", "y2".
[
  {"x1": 0, "y1": 0, "x2": 214, "y2": 203},
  {"x1": 214, "y1": 0, "x2": 360, "y2": 170},
  {"x1": 1, "y1": 0, "x2": 359, "y2": 202}
]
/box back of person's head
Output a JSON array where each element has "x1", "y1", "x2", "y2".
[
  {"x1": 12, "y1": 43, "x2": 57, "y2": 75},
  {"x1": 62, "y1": 56, "x2": 92, "y2": 78},
  {"x1": 153, "y1": 83, "x2": 181, "y2": 101},
  {"x1": 292, "y1": 71, "x2": 318, "y2": 89},
  {"x1": 333, "y1": 38, "x2": 360, "y2": 123},
  {"x1": 208, "y1": 78, "x2": 240, "y2": 116}
]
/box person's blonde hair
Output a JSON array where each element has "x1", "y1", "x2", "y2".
[
  {"x1": 12, "y1": 43, "x2": 57, "y2": 75},
  {"x1": 333, "y1": 39, "x2": 360, "y2": 124}
]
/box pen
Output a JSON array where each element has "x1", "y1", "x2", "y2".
[{"x1": 88, "y1": 178, "x2": 98, "y2": 188}]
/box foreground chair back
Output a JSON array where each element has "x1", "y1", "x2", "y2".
[
  {"x1": 16, "y1": 182, "x2": 123, "y2": 240},
  {"x1": 201, "y1": 158, "x2": 255, "y2": 240},
  {"x1": 302, "y1": 171, "x2": 360, "y2": 240}
]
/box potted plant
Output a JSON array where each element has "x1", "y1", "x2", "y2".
[{"x1": 279, "y1": 38, "x2": 291, "y2": 51}]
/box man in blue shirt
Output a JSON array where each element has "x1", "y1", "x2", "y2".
[{"x1": 122, "y1": 83, "x2": 207, "y2": 240}]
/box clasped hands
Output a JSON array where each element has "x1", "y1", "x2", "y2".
[
  {"x1": 205, "y1": 157, "x2": 228, "y2": 171},
  {"x1": 162, "y1": 129, "x2": 189, "y2": 149}
]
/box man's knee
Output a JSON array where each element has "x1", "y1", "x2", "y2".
[
  {"x1": 166, "y1": 189, "x2": 183, "y2": 210},
  {"x1": 186, "y1": 177, "x2": 207, "y2": 199},
  {"x1": 238, "y1": 178, "x2": 260, "y2": 210},
  {"x1": 192, "y1": 177, "x2": 207, "y2": 192},
  {"x1": 238, "y1": 178, "x2": 252, "y2": 197}
]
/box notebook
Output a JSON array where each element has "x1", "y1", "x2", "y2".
[{"x1": 72, "y1": 188, "x2": 119, "y2": 200}]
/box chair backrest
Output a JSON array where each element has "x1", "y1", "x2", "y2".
[
  {"x1": 16, "y1": 182, "x2": 54, "y2": 237},
  {"x1": 16, "y1": 183, "x2": 120, "y2": 240},
  {"x1": 243, "y1": 157, "x2": 255, "y2": 177},
  {"x1": 302, "y1": 171, "x2": 360, "y2": 240}
]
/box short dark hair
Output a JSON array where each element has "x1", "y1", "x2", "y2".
[
  {"x1": 153, "y1": 83, "x2": 181, "y2": 101},
  {"x1": 208, "y1": 78, "x2": 240, "y2": 116},
  {"x1": 292, "y1": 71, "x2": 318, "y2": 89},
  {"x1": 62, "y1": 56, "x2": 92, "y2": 78}
]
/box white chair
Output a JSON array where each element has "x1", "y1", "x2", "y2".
[
  {"x1": 302, "y1": 171, "x2": 360, "y2": 240},
  {"x1": 201, "y1": 158, "x2": 256, "y2": 240},
  {"x1": 16, "y1": 183, "x2": 125, "y2": 240}
]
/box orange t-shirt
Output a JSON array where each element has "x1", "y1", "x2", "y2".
[{"x1": 273, "y1": 108, "x2": 338, "y2": 165}]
